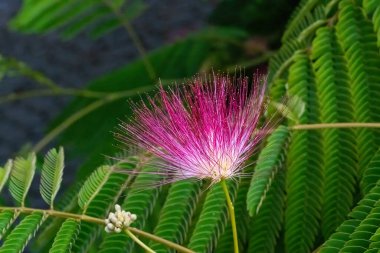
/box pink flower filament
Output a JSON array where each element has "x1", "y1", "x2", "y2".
[{"x1": 119, "y1": 74, "x2": 269, "y2": 184}]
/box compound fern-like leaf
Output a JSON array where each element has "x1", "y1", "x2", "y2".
[
  {"x1": 150, "y1": 180, "x2": 201, "y2": 253},
  {"x1": 361, "y1": 148, "x2": 380, "y2": 194},
  {"x1": 77, "y1": 165, "x2": 111, "y2": 210},
  {"x1": 49, "y1": 218, "x2": 80, "y2": 253},
  {"x1": 40, "y1": 147, "x2": 64, "y2": 208},
  {"x1": 187, "y1": 181, "x2": 238, "y2": 253},
  {"x1": 73, "y1": 163, "x2": 129, "y2": 253},
  {"x1": 283, "y1": 2, "x2": 326, "y2": 44},
  {"x1": 0, "y1": 212, "x2": 45, "y2": 253},
  {"x1": 9, "y1": 153, "x2": 36, "y2": 206},
  {"x1": 363, "y1": 0, "x2": 380, "y2": 47},
  {"x1": 268, "y1": 39, "x2": 306, "y2": 83},
  {"x1": 216, "y1": 178, "x2": 250, "y2": 253},
  {"x1": 248, "y1": 169, "x2": 286, "y2": 253},
  {"x1": 321, "y1": 181, "x2": 380, "y2": 252},
  {"x1": 282, "y1": 0, "x2": 320, "y2": 43},
  {"x1": 312, "y1": 26, "x2": 358, "y2": 239},
  {"x1": 285, "y1": 51, "x2": 324, "y2": 253},
  {"x1": 369, "y1": 225, "x2": 380, "y2": 250},
  {"x1": 0, "y1": 210, "x2": 18, "y2": 240},
  {"x1": 336, "y1": 0, "x2": 380, "y2": 176},
  {"x1": 0, "y1": 160, "x2": 12, "y2": 193},
  {"x1": 35, "y1": 181, "x2": 82, "y2": 250},
  {"x1": 10, "y1": 0, "x2": 147, "y2": 39},
  {"x1": 98, "y1": 166, "x2": 161, "y2": 253},
  {"x1": 247, "y1": 125, "x2": 289, "y2": 216}
]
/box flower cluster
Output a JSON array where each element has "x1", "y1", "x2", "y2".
[
  {"x1": 118, "y1": 74, "x2": 270, "y2": 184},
  {"x1": 104, "y1": 204, "x2": 137, "y2": 233}
]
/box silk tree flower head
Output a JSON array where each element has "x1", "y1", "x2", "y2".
[{"x1": 118, "y1": 74, "x2": 271, "y2": 184}]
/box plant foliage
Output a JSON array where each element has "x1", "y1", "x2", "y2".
[
  {"x1": 9, "y1": 0, "x2": 147, "y2": 39},
  {"x1": 40, "y1": 147, "x2": 64, "y2": 208},
  {"x1": 149, "y1": 180, "x2": 201, "y2": 253},
  {"x1": 246, "y1": 125, "x2": 289, "y2": 217},
  {"x1": 1, "y1": 0, "x2": 380, "y2": 252},
  {"x1": 9, "y1": 153, "x2": 36, "y2": 207}
]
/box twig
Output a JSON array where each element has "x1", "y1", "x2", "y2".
[
  {"x1": 291, "y1": 122, "x2": 380, "y2": 130},
  {"x1": 0, "y1": 206, "x2": 194, "y2": 253},
  {"x1": 32, "y1": 85, "x2": 156, "y2": 153},
  {"x1": 102, "y1": 0, "x2": 156, "y2": 80}
]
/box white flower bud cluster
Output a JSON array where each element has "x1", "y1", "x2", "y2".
[{"x1": 104, "y1": 204, "x2": 137, "y2": 233}]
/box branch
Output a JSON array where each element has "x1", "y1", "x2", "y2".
[
  {"x1": 1, "y1": 57, "x2": 62, "y2": 91},
  {"x1": 291, "y1": 122, "x2": 380, "y2": 130},
  {"x1": 0, "y1": 88, "x2": 106, "y2": 104},
  {"x1": 102, "y1": 0, "x2": 156, "y2": 80},
  {"x1": 32, "y1": 84, "x2": 157, "y2": 153},
  {"x1": 0, "y1": 206, "x2": 195, "y2": 253}
]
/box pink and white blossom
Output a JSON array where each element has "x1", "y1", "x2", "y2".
[{"x1": 118, "y1": 74, "x2": 270, "y2": 184}]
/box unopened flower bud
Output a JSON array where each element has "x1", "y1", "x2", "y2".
[{"x1": 104, "y1": 204, "x2": 137, "y2": 233}]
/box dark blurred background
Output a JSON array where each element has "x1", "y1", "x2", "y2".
[
  {"x1": 0, "y1": 0, "x2": 299, "y2": 163},
  {"x1": 0, "y1": 0, "x2": 215, "y2": 161}
]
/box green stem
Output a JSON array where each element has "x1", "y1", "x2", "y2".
[
  {"x1": 270, "y1": 49, "x2": 306, "y2": 83},
  {"x1": 125, "y1": 229, "x2": 156, "y2": 253},
  {"x1": 291, "y1": 122, "x2": 380, "y2": 130},
  {"x1": 282, "y1": 0, "x2": 320, "y2": 41},
  {"x1": 0, "y1": 206, "x2": 195, "y2": 253},
  {"x1": 103, "y1": 0, "x2": 156, "y2": 80},
  {"x1": 31, "y1": 84, "x2": 155, "y2": 153},
  {"x1": 0, "y1": 78, "x2": 185, "y2": 105},
  {"x1": 297, "y1": 19, "x2": 327, "y2": 42},
  {"x1": 220, "y1": 179, "x2": 239, "y2": 253},
  {"x1": 4, "y1": 57, "x2": 62, "y2": 91},
  {"x1": 225, "y1": 51, "x2": 275, "y2": 73},
  {"x1": 0, "y1": 88, "x2": 107, "y2": 104},
  {"x1": 32, "y1": 98, "x2": 107, "y2": 153},
  {"x1": 127, "y1": 227, "x2": 195, "y2": 253}
]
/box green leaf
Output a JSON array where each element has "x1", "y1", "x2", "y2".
[
  {"x1": 268, "y1": 39, "x2": 306, "y2": 83},
  {"x1": 216, "y1": 178, "x2": 251, "y2": 253},
  {"x1": 363, "y1": 0, "x2": 380, "y2": 47},
  {"x1": 312, "y1": 26, "x2": 358, "y2": 239},
  {"x1": 72, "y1": 159, "x2": 132, "y2": 252},
  {"x1": 0, "y1": 210, "x2": 18, "y2": 240},
  {"x1": 282, "y1": 0, "x2": 320, "y2": 42},
  {"x1": 9, "y1": 0, "x2": 147, "y2": 39},
  {"x1": 248, "y1": 169, "x2": 286, "y2": 253},
  {"x1": 150, "y1": 180, "x2": 201, "y2": 252},
  {"x1": 321, "y1": 181, "x2": 380, "y2": 252},
  {"x1": 268, "y1": 2, "x2": 326, "y2": 84},
  {"x1": 285, "y1": 52, "x2": 324, "y2": 253},
  {"x1": 247, "y1": 125, "x2": 289, "y2": 216},
  {"x1": 40, "y1": 147, "x2": 65, "y2": 208},
  {"x1": 369, "y1": 226, "x2": 380, "y2": 250},
  {"x1": 269, "y1": 78, "x2": 287, "y2": 102},
  {"x1": 336, "y1": 0, "x2": 380, "y2": 175},
  {"x1": 34, "y1": 181, "x2": 82, "y2": 250},
  {"x1": 271, "y1": 96, "x2": 305, "y2": 123},
  {"x1": 77, "y1": 165, "x2": 111, "y2": 210},
  {"x1": 0, "y1": 212, "x2": 45, "y2": 253},
  {"x1": 59, "y1": 5, "x2": 111, "y2": 39},
  {"x1": 9, "y1": 153, "x2": 36, "y2": 206},
  {"x1": 0, "y1": 160, "x2": 12, "y2": 193},
  {"x1": 361, "y1": 148, "x2": 380, "y2": 194},
  {"x1": 49, "y1": 219, "x2": 80, "y2": 253},
  {"x1": 98, "y1": 166, "x2": 162, "y2": 253},
  {"x1": 187, "y1": 181, "x2": 238, "y2": 253},
  {"x1": 88, "y1": 0, "x2": 148, "y2": 39},
  {"x1": 51, "y1": 35, "x2": 213, "y2": 179}
]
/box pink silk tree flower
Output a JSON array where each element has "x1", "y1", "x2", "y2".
[{"x1": 117, "y1": 74, "x2": 270, "y2": 184}]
